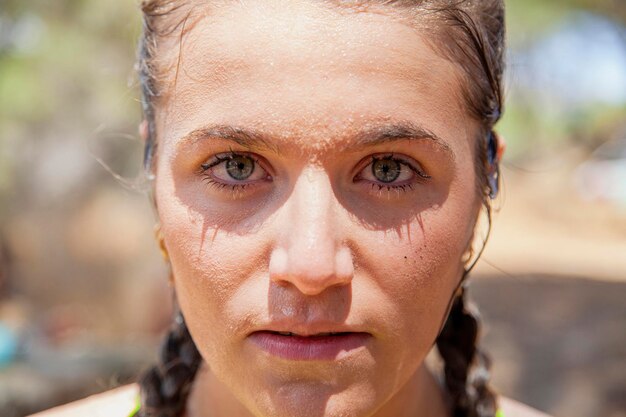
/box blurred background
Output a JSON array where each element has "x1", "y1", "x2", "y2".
[{"x1": 0, "y1": 0, "x2": 624, "y2": 416}]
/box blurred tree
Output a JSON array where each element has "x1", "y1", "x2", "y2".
[
  {"x1": 507, "y1": 0, "x2": 626, "y2": 40},
  {"x1": 562, "y1": 0, "x2": 626, "y2": 25}
]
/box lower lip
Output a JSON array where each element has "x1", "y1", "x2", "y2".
[{"x1": 248, "y1": 331, "x2": 371, "y2": 361}]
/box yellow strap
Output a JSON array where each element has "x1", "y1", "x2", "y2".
[{"x1": 128, "y1": 394, "x2": 141, "y2": 417}]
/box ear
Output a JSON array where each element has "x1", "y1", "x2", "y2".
[
  {"x1": 494, "y1": 132, "x2": 506, "y2": 164},
  {"x1": 139, "y1": 119, "x2": 149, "y2": 142}
]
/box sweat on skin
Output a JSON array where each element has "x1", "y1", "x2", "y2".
[{"x1": 148, "y1": 2, "x2": 485, "y2": 417}]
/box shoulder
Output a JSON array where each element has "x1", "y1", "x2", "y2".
[
  {"x1": 27, "y1": 383, "x2": 139, "y2": 417},
  {"x1": 500, "y1": 396, "x2": 553, "y2": 417}
]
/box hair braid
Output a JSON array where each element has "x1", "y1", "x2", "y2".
[
  {"x1": 436, "y1": 288, "x2": 498, "y2": 417},
  {"x1": 137, "y1": 310, "x2": 202, "y2": 417}
]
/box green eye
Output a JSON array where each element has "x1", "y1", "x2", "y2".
[
  {"x1": 225, "y1": 155, "x2": 255, "y2": 180},
  {"x1": 372, "y1": 158, "x2": 401, "y2": 183}
]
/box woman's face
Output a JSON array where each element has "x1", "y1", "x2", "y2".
[{"x1": 154, "y1": 2, "x2": 481, "y2": 417}]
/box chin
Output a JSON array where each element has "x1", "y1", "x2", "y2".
[
  {"x1": 252, "y1": 380, "x2": 377, "y2": 417},
  {"x1": 227, "y1": 339, "x2": 396, "y2": 417}
]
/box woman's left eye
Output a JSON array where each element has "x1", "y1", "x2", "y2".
[
  {"x1": 354, "y1": 154, "x2": 430, "y2": 189},
  {"x1": 200, "y1": 152, "x2": 271, "y2": 188}
]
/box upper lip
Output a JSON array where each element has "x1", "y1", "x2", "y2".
[{"x1": 250, "y1": 320, "x2": 369, "y2": 337}]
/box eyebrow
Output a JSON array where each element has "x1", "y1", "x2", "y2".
[
  {"x1": 352, "y1": 122, "x2": 454, "y2": 158},
  {"x1": 180, "y1": 125, "x2": 279, "y2": 153},
  {"x1": 179, "y1": 121, "x2": 454, "y2": 159}
]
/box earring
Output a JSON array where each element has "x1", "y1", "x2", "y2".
[
  {"x1": 154, "y1": 223, "x2": 169, "y2": 261},
  {"x1": 486, "y1": 131, "x2": 499, "y2": 199},
  {"x1": 154, "y1": 224, "x2": 174, "y2": 287},
  {"x1": 455, "y1": 280, "x2": 467, "y2": 299},
  {"x1": 488, "y1": 168, "x2": 499, "y2": 199}
]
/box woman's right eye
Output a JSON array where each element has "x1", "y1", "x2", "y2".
[{"x1": 200, "y1": 152, "x2": 271, "y2": 189}]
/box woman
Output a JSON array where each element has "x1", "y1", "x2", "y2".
[{"x1": 33, "y1": 0, "x2": 550, "y2": 416}]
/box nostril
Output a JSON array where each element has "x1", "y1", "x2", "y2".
[{"x1": 269, "y1": 247, "x2": 289, "y2": 280}]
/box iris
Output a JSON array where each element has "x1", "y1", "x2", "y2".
[{"x1": 372, "y1": 158, "x2": 401, "y2": 183}]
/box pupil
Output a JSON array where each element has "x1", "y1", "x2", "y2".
[
  {"x1": 372, "y1": 159, "x2": 401, "y2": 183},
  {"x1": 226, "y1": 156, "x2": 254, "y2": 180}
]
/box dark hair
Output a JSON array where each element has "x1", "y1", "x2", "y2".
[{"x1": 135, "y1": 1, "x2": 505, "y2": 417}]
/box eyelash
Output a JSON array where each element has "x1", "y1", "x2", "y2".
[
  {"x1": 355, "y1": 154, "x2": 431, "y2": 193},
  {"x1": 199, "y1": 152, "x2": 269, "y2": 192},
  {"x1": 198, "y1": 152, "x2": 430, "y2": 194}
]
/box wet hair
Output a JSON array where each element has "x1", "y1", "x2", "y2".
[{"x1": 135, "y1": 1, "x2": 505, "y2": 417}]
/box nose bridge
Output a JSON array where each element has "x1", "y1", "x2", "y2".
[
  {"x1": 270, "y1": 165, "x2": 353, "y2": 294},
  {"x1": 285, "y1": 165, "x2": 337, "y2": 272},
  {"x1": 291, "y1": 166, "x2": 334, "y2": 251}
]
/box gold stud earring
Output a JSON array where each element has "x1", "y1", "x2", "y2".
[
  {"x1": 154, "y1": 223, "x2": 169, "y2": 262},
  {"x1": 454, "y1": 283, "x2": 464, "y2": 299},
  {"x1": 154, "y1": 224, "x2": 175, "y2": 287}
]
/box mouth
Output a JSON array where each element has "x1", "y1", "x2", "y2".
[
  {"x1": 270, "y1": 331, "x2": 349, "y2": 337},
  {"x1": 248, "y1": 330, "x2": 371, "y2": 361}
]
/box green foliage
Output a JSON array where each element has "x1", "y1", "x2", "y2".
[
  {"x1": 507, "y1": 0, "x2": 626, "y2": 38},
  {"x1": 506, "y1": 0, "x2": 570, "y2": 45},
  {"x1": 503, "y1": 0, "x2": 626, "y2": 156}
]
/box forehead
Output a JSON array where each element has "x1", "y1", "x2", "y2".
[{"x1": 155, "y1": 0, "x2": 474, "y2": 153}]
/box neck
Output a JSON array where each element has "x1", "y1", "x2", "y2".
[{"x1": 187, "y1": 362, "x2": 450, "y2": 417}]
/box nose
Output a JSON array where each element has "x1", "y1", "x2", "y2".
[{"x1": 269, "y1": 166, "x2": 354, "y2": 295}]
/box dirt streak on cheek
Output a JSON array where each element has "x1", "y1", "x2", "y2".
[{"x1": 372, "y1": 207, "x2": 467, "y2": 306}]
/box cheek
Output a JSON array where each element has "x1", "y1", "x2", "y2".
[
  {"x1": 353, "y1": 196, "x2": 476, "y2": 344},
  {"x1": 167, "y1": 224, "x2": 274, "y2": 373},
  {"x1": 155, "y1": 170, "x2": 272, "y2": 359}
]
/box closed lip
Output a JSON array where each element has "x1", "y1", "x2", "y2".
[
  {"x1": 247, "y1": 322, "x2": 372, "y2": 360},
  {"x1": 247, "y1": 320, "x2": 370, "y2": 337},
  {"x1": 248, "y1": 331, "x2": 371, "y2": 361}
]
